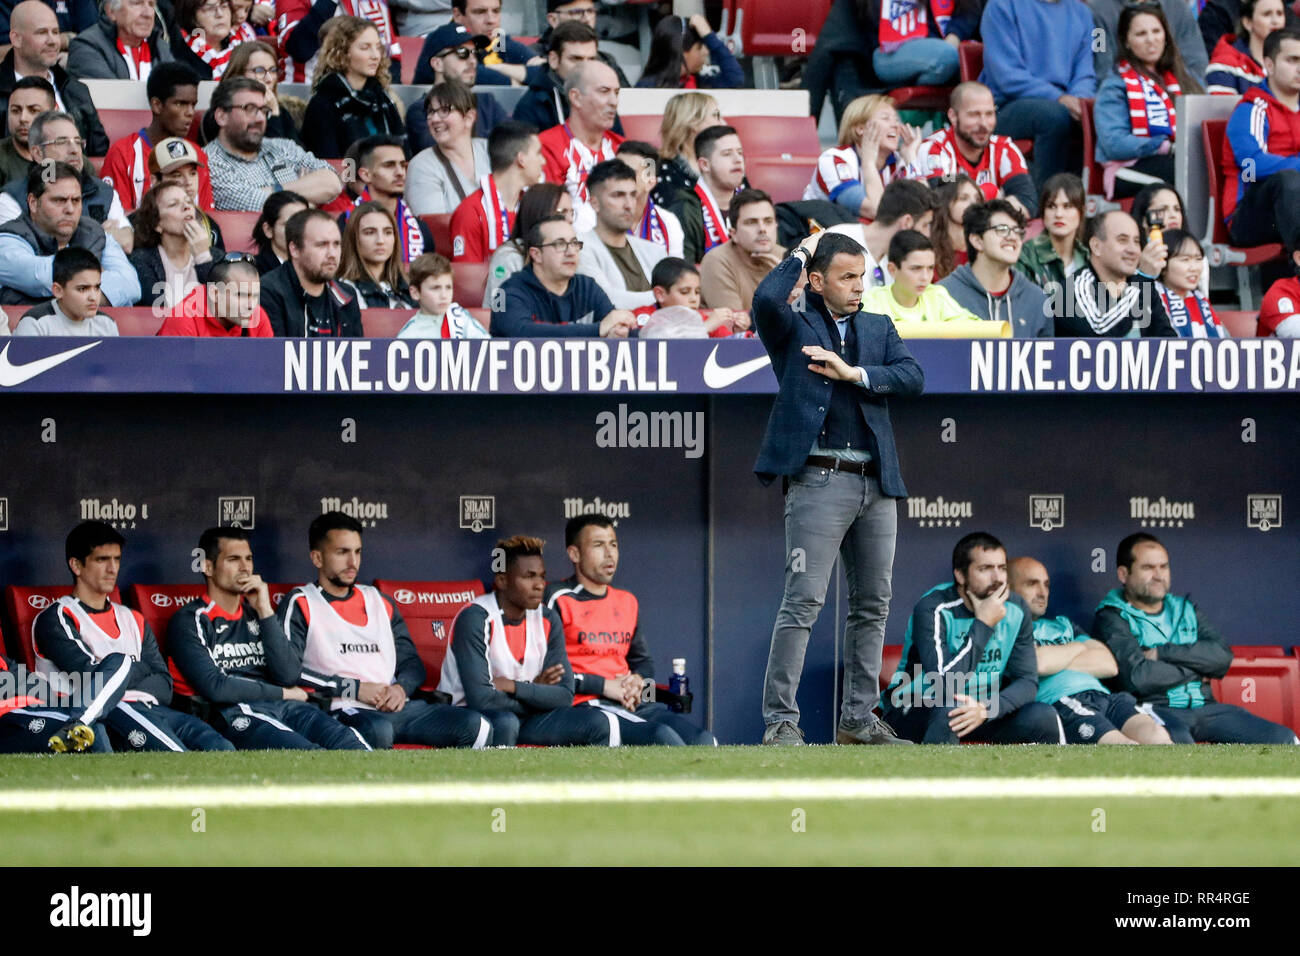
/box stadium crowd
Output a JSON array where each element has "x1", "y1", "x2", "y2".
[{"x1": 0, "y1": 0, "x2": 1295, "y2": 336}]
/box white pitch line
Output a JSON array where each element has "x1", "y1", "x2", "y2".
[{"x1": 0, "y1": 777, "x2": 1299, "y2": 812}]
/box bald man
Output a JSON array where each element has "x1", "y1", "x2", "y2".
[
  {"x1": 539, "y1": 60, "x2": 624, "y2": 235},
  {"x1": 1009, "y1": 556, "x2": 1171, "y2": 745},
  {"x1": 0, "y1": 0, "x2": 107, "y2": 155}
]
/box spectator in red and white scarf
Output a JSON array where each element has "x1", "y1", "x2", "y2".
[
  {"x1": 1156, "y1": 230, "x2": 1227, "y2": 337},
  {"x1": 1095, "y1": 2, "x2": 1203, "y2": 198},
  {"x1": 451, "y1": 119, "x2": 545, "y2": 263},
  {"x1": 867, "y1": 0, "x2": 980, "y2": 88},
  {"x1": 803, "y1": 94, "x2": 924, "y2": 221},
  {"x1": 172, "y1": 0, "x2": 252, "y2": 80}
]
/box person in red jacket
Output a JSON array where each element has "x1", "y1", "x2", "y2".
[
  {"x1": 1222, "y1": 29, "x2": 1300, "y2": 250},
  {"x1": 158, "y1": 255, "x2": 273, "y2": 336},
  {"x1": 1258, "y1": 246, "x2": 1300, "y2": 335},
  {"x1": 449, "y1": 120, "x2": 543, "y2": 263},
  {"x1": 539, "y1": 59, "x2": 624, "y2": 234}
]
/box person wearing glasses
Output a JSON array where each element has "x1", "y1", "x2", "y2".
[
  {"x1": 0, "y1": 162, "x2": 139, "y2": 306},
  {"x1": 404, "y1": 25, "x2": 506, "y2": 152},
  {"x1": 0, "y1": 108, "x2": 134, "y2": 252},
  {"x1": 484, "y1": 181, "x2": 571, "y2": 302},
  {"x1": 492, "y1": 212, "x2": 637, "y2": 337},
  {"x1": 0, "y1": 1, "x2": 109, "y2": 157},
  {"x1": 449, "y1": 119, "x2": 543, "y2": 263},
  {"x1": 938, "y1": 198, "x2": 1052, "y2": 337},
  {"x1": 406, "y1": 79, "x2": 491, "y2": 217},
  {"x1": 201, "y1": 42, "x2": 301, "y2": 144},
  {"x1": 172, "y1": 0, "x2": 251, "y2": 80},
  {"x1": 68, "y1": 0, "x2": 173, "y2": 80},
  {"x1": 1054, "y1": 208, "x2": 1175, "y2": 337},
  {"x1": 205, "y1": 76, "x2": 342, "y2": 211},
  {"x1": 158, "y1": 252, "x2": 273, "y2": 335},
  {"x1": 99, "y1": 63, "x2": 213, "y2": 214}
]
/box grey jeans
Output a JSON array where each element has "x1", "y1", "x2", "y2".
[{"x1": 762, "y1": 465, "x2": 898, "y2": 729}]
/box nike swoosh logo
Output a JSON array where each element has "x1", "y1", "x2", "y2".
[
  {"x1": 0, "y1": 340, "x2": 101, "y2": 388},
  {"x1": 702, "y1": 345, "x2": 771, "y2": 389}
]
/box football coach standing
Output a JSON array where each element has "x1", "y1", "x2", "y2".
[{"x1": 752, "y1": 230, "x2": 924, "y2": 746}]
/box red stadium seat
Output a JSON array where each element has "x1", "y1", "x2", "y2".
[
  {"x1": 1210, "y1": 656, "x2": 1300, "y2": 733},
  {"x1": 210, "y1": 210, "x2": 261, "y2": 253},
  {"x1": 127, "y1": 583, "x2": 207, "y2": 657},
  {"x1": 397, "y1": 35, "x2": 425, "y2": 85},
  {"x1": 746, "y1": 160, "x2": 813, "y2": 204},
  {"x1": 729, "y1": 115, "x2": 820, "y2": 163},
  {"x1": 372, "y1": 579, "x2": 485, "y2": 691},
  {"x1": 361, "y1": 308, "x2": 414, "y2": 337},
  {"x1": 620, "y1": 115, "x2": 660, "y2": 147},
  {"x1": 879, "y1": 644, "x2": 902, "y2": 688},
  {"x1": 726, "y1": 0, "x2": 832, "y2": 56},
  {"x1": 419, "y1": 213, "x2": 453, "y2": 255},
  {"x1": 959, "y1": 40, "x2": 983, "y2": 82},
  {"x1": 99, "y1": 110, "x2": 150, "y2": 146},
  {"x1": 1201, "y1": 118, "x2": 1283, "y2": 309},
  {"x1": 1079, "y1": 98, "x2": 1109, "y2": 214},
  {"x1": 4, "y1": 586, "x2": 123, "y2": 670},
  {"x1": 103, "y1": 307, "x2": 165, "y2": 336},
  {"x1": 3, "y1": 304, "x2": 26, "y2": 332},
  {"x1": 469, "y1": 307, "x2": 491, "y2": 332},
  {"x1": 1234, "y1": 645, "x2": 1286, "y2": 656},
  {"x1": 453, "y1": 260, "x2": 490, "y2": 308},
  {"x1": 889, "y1": 86, "x2": 953, "y2": 113},
  {"x1": 1217, "y1": 310, "x2": 1259, "y2": 337}
]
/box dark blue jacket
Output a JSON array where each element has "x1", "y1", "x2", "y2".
[
  {"x1": 492, "y1": 265, "x2": 615, "y2": 337},
  {"x1": 752, "y1": 255, "x2": 923, "y2": 495},
  {"x1": 405, "y1": 90, "x2": 507, "y2": 153}
]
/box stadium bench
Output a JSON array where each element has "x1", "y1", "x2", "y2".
[
  {"x1": 104, "y1": 307, "x2": 165, "y2": 336},
  {"x1": 1210, "y1": 655, "x2": 1300, "y2": 734},
  {"x1": 729, "y1": 115, "x2": 820, "y2": 163},
  {"x1": 371, "y1": 578, "x2": 485, "y2": 693},
  {"x1": 361, "y1": 308, "x2": 414, "y2": 337},
  {"x1": 1217, "y1": 310, "x2": 1259, "y2": 337},
  {"x1": 129, "y1": 583, "x2": 208, "y2": 697},
  {"x1": 1201, "y1": 118, "x2": 1282, "y2": 311},
  {"x1": 1078, "y1": 98, "x2": 1123, "y2": 217},
  {"x1": 210, "y1": 210, "x2": 261, "y2": 254},
  {"x1": 453, "y1": 261, "x2": 490, "y2": 308},
  {"x1": 419, "y1": 213, "x2": 453, "y2": 256},
  {"x1": 3, "y1": 585, "x2": 123, "y2": 670}
]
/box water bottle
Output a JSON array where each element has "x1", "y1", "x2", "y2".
[{"x1": 668, "y1": 658, "x2": 689, "y2": 712}]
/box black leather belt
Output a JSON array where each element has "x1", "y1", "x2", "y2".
[{"x1": 805, "y1": 456, "x2": 878, "y2": 476}]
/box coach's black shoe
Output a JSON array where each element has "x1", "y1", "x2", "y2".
[
  {"x1": 47, "y1": 721, "x2": 95, "y2": 754},
  {"x1": 836, "y1": 718, "x2": 913, "y2": 745},
  {"x1": 762, "y1": 721, "x2": 805, "y2": 746}
]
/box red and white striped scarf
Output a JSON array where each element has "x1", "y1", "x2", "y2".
[
  {"x1": 1118, "y1": 61, "x2": 1180, "y2": 139},
  {"x1": 478, "y1": 174, "x2": 512, "y2": 252},
  {"x1": 185, "y1": 26, "x2": 251, "y2": 79},
  {"x1": 694, "y1": 179, "x2": 730, "y2": 252},
  {"x1": 636, "y1": 197, "x2": 667, "y2": 250},
  {"x1": 115, "y1": 35, "x2": 152, "y2": 81}
]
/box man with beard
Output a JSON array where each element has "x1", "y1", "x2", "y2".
[
  {"x1": 918, "y1": 82, "x2": 1036, "y2": 217},
  {"x1": 881, "y1": 532, "x2": 1064, "y2": 745},
  {"x1": 575, "y1": 159, "x2": 664, "y2": 310},
  {"x1": 1055, "y1": 209, "x2": 1174, "y2": 337},
  {"x1": 260, "y1": 208, "x2": 361, "y2": 337},
  {"x1": 204, "y1": 78, "x2": 341, "y2": 211},
  {"x1": 699, "y1": 188, "x2": 784, "y2": 312}
]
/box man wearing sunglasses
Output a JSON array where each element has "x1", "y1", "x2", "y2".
[
  {"x1": 404, "y1": 22, "x2": 506, "y2": 151},
  {"x1": 939, "y1": 198, "x2": 1052, "y2": 337},
  {"x1": 492, "y1": 212, "x2": 637, "y2": 337}
]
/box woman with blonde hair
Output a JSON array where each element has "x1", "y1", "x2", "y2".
[
  {"x1": 301, "y1": 16, "x2": 404, "y2": 159},
  {"x1": 201, "y1": 41, "x2": 302, "y2": 143},
  {"x1": 803, "y1": 93, "x2": 923, "y2": 220},
  {"x1": 652, "y1": 91, "x2": 725, "y2": 208},
  {"x1": 339, "y1": 200, "x2": 416, "y2": 309}
]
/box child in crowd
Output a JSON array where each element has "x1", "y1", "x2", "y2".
[
  {"x1": 397, "y1": 253, "x2": 489, "y2": 339},
  {"x1": 650, "y1": 257, "x2": 750, "y2": 337},
  {"x1": 13, "y1": 248, "x2": 119, "y2": 336},
  {"x1": 860, "y1": 230, "x2": 977, "y2": 324}
]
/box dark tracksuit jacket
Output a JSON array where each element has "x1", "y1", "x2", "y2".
[
  {"x1": 166, "y1": 597, "x2": 302, "y2": 715},
  {"x1": 261, "y1": 260, "x2": 363, "y2": 337},
  {"x1": 33, "y1": 599, "x2": 172, "y2": 707},
  {"x1": 280, "y1": 586, "x2": 425, "y2": 704},
  {"x1": 448, "y1": 600, "x2": 574, "y2": 716},
  {"x1": 491, "y1": 265, "x2": 616, "y2": 337}
]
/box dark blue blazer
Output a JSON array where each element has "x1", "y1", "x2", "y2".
[{"x1": 752, "y1": 255, "x2": 924, "y2": 497}]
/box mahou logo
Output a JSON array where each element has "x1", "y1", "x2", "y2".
[
  {"x1": 1129, "y1": 496, "x2": 1195, "y2": 528},
  {"x1": 562, "y1": 496, "x2": 630, "y2": 523},
  {"x1": 79, "y1": 497, "x2": 149, "y2": 529},
  {"x1": 320, "y1": 496, "x2": 389, "y2": 527},
  {"x1": 907, "y1": 496, "x2": 972, "y2": 528}
]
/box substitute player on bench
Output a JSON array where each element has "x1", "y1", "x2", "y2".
[
  {"x1": 546, "y1": 515, "x2": 716, "y2": 745},
  {"x1": 168, "y1": 526, "x2": 371, "y2": 750},
  {"x1": 281, "y1": 511, "x2": 491, "y2": 749},
  {"x1": 34, "y1": 521, "x2": 234, "y2": 752}
]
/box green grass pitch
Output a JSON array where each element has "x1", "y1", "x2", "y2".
[{"x1": 1, "y1": 746, "x2": 1297, "y2": 865}]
